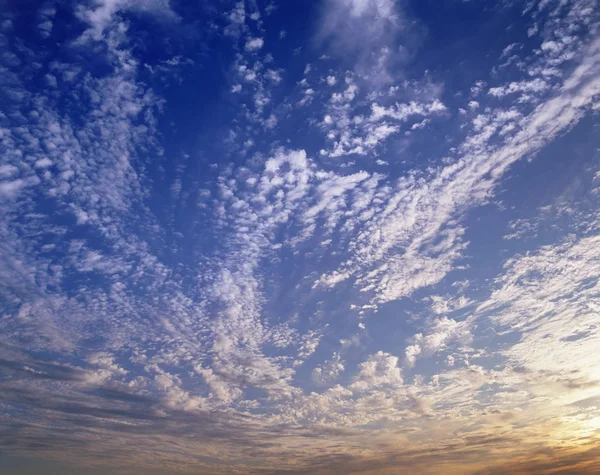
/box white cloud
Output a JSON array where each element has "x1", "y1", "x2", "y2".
[
  {"x1": 488, "y1": 78, "x2": 549, "y2": 97},
  {"x1": 245, "y1": 37, "x2": 264, "y2": 51},
  {"x1": 0, "y1": 179, "x2": 26, "y2": 197},
  {"x1": 0, "y1": 164, "x2": 18, "y2": 178},
  {"x1": 1, "y1": 2, "x2": 600, "y2": 474},
  {"x1": 75, "y1": 0, "x2": 179, "y2": 42},
  {"x1": 264, "y1": 113, "x2": 277, "y2": 128},
  {"x1": 350, "y1": 351, "x2": 403, "y2": 392},
  {"x1": 403, "y1": 317, "x2": 473, "y2": 368},
  {"x1": 481, "y1": 234, "x2": 600, "y2": 393},
  {"x1": 312, "y1": 352, "x2": 345, "y2": 385},
  {"x1": 316, "y1": 0, "x2": 407, "y2": 84},
  {"x1": 320, "y1": 96, "x2": 447, "y2": 157},
  {"x1": 313, "y1": 36, "x2": 600, "y2": 307},
  {"x1": 501, "y1": 42, "x2": 519, "y2": 58}
]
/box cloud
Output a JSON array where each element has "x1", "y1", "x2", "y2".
[
  {"x1": 488, "y1": 78, "x2": 549, "y2": 98},
  {"x1": 316, "y1": 0, "x2": 411, "y2": 85},
  {"x1": 404, "y1": 316, "x2": 473, "y2": 368},
  {"x1": 0, "y1": 178, "x2": 26, "y2": 197},
  {"x1": 75, "y1": 0, "x2": 179, "y2": 41},
  {"x1": 245, "y1": 36, "x2": 264, "y2": 51},
  {"x1": 479, "y1": 233, "x2": 600, "y2": 400},
  {"x1": 37, "y1": 3, "x2": 56, "y2": 38},
  {"x1": 350, "y1": 351, "x2": 403, "y2": 392},
  {"x1": 1, "y1": 1, "x2": 600, "y2": 473},
  {"x1": 312, "y1": 35, "x2": 600, "y2": 308},
  {"x1": 312, "y1": 352, "x2": 345, "y2": 385},
  {"x1": 318, "y1": 86, "x2": 447, "y2": 157}
]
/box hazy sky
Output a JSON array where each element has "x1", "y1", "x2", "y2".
[{"x1": 0, "y1": 0, "x2": 599, "y2": 473}]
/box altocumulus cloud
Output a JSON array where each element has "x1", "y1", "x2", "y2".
[{"x1": 1, "y1": 0, "x2": 600, "y2": 474}]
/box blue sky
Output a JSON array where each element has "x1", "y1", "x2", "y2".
[{"x1": 0, "y1": 0, "x2": 600, "y2": 473}]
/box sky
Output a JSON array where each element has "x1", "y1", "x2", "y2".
[{"x1": 0, "y1": 0, "x2": 599, "y2": 473}]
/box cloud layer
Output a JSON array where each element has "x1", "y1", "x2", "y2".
[{"x1": 0, "y1": 0, "x2": 599, "y2": 473}]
